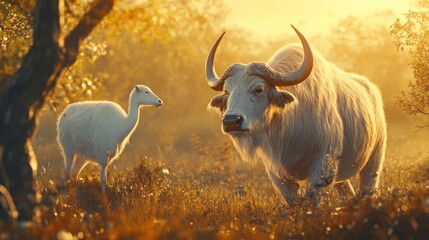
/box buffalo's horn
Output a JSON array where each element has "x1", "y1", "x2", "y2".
[
  {"x1": 205, "y1": 32, "x2": 225, "y2": 91},
  {"x1": 251, "y1": 25, "x2": 314, "y2": 86}
]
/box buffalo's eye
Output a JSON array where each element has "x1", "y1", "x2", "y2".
[
  {"x1": 255, "y1": 88, "x2": 263, "y2": 94},
  {"x1": 145, "y1": 91, "x2": 149, "y2": 93}
]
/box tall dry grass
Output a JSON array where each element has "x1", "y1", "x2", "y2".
[{"x1": 1, "y1": 126, "x2": 429, "y2": 239}]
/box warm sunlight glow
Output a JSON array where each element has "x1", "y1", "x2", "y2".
[
  {"x1": 2, "y1": 0, "x2": 429, "y2": 238},
  {"x1": 222, "y1": 0, "x2": 412, "y2": 39}
]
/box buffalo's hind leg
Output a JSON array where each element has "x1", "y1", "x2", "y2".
[
  {"x1": 335, "y1": 180, "x2": 355, "y2": 203},
  {"x1": 358, "y1": 140, "x2": 386, "y2": 198},
  {"x1": 267, "y1": 170, "x2": 299, "y2": 206}
]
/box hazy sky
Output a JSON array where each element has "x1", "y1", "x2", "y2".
[{"x1": 221, "y1": 0, "x2": 412, "y2": 39}]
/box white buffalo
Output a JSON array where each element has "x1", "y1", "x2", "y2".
[{"x1": 205, "y1": 25, "x2": 387, "y2": 206}]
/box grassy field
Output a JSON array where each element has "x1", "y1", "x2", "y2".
[{"x1": 1, "y1": 126, "x2": 429, "y2": 239}]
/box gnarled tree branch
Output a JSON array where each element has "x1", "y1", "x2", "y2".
[{"x1": 63, "y1": 0, "x2": 114, "y2": 66}]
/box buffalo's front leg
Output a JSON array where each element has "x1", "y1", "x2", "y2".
[
  {"x1": 307, "y1": 153, "x2": 338, "y2": 206},
  {"x1": 267, "y1": 170, "x2": 299, "y2": 206}
]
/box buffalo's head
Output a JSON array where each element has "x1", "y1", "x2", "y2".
[{"x1": 206, "y1": 25, "x2": 314, "y2": 135}]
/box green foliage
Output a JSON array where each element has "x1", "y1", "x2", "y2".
[{"x1": 391, "y1": 0, "x2": 429, "y2": 118}]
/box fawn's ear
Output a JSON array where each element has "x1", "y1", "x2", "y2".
[
  {"x1": 269, "y1": 90, "x2": 295, "y2": 108},
  {"x1": 208, "y1": 93, "x2": 228, "y2": 114}
]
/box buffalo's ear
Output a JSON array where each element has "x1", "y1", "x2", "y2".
[
  {"x1": 269, "y1": 90, "x2": 295, "y2": 108},
  {"x1": 208, "y1": 93, "x2": 228, "y2": 114}
]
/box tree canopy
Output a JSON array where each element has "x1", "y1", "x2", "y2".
[{"x1": 391, "y1": 0, "x2": 429, "y2": 124}]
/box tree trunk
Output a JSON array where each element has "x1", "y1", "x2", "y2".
[
  {"x1": 0, "y1": 0, "x2": 63, "y2": 221},
  {"x1": 0, "y1": 0, "x2": 114, "y2": 221}
]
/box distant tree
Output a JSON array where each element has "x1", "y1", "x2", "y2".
[
  {"x1": 322, "y1": 12, "x2": 411, "y2": 122},
  {"x1": 391, "y1": 0, "x2": 429, "y2": 129},
  {"x1": 0, "y1": 0, "x2": 114, "y2": 221}
]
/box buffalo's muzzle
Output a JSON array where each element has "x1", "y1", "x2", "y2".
[{"x1": 222, "y1": 115, "x2": 244, "y2": 132}]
